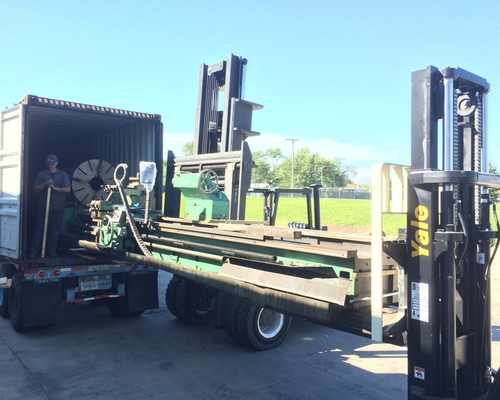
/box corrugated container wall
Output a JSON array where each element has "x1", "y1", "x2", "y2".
[{"x1": 63, "y1": 121, "x2": 160, "y2": 179}]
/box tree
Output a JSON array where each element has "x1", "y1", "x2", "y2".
[
  {"x1": 489, "y1": 161, "x2": 499, "y2": 203},
  {"x1": 252, "y1": 148, "x2": 285, "y2": 184},
  {"x1": 276, "y1": 147, "x2": 354, "y2": 188},
  {"x1": 178, "y1": 142, "x2": 357, "y2": 189},
  {"x1": 183, "y1": 141, "x2": 194, "y2": 156}
]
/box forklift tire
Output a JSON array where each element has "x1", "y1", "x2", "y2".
[
  {"x1": 8, "y1": 273, "x2": 25, "y2": 332},
  {"x1": 0, "y1": 263, "x2": 17, "y2": 318},
  {"x1": 486, "y1": 368, "x2": 500, "y2": 400},
  {"x1": 237, "y1": 301, "x2": 291, "y2": 351}
]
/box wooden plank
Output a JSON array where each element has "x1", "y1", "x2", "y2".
[
  {"x1": 157, "y1": 223, "x2": 267, "y2": 241},
  {"x1": 155, "y1": 223, "x2": 357, "y2": 259},
  {"x1": 302, "y1": 229, "x2": 373, "y2": 243},
  {"x1": 217, "y1": 223, "x2": 302, "y2": 239},
  {"x1": 353, "y1": 269, "x2": 398, "y2": 279}
]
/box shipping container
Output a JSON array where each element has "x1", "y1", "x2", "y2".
[{"x1": 0, "y1": 95, "x2": 162, "y2": 331}]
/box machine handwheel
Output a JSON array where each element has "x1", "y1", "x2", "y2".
[
  {"x1": 198, "y1": 169, "x2": 219, "y2": 194},
  {"x1": 99, "y1": 214, "x2": 114, "y2": 247},
  {"x1": 237, "y1": 301, "x2": 291, "y2": 351},
  {"x1": 0, "y1": 263, "x2": 17, "y2": 318}
]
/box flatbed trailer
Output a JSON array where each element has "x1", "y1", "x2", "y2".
[
  {"x1": 61, "y1": 54, "x2": 406, "y2": 350},
  {"x1": 75, "y1": 211, "x2": 402, "y2": 349}
]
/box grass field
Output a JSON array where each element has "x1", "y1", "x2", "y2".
[
  {"x1": 244, "y1": 196, "x2": 406, "y2": 236},
  {"x1": 175, "y1": 195, "x2": 407, "y2": 236}
]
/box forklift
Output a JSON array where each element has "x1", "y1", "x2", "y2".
[{"x1": 407, "y1": 66, "x2": 500, "y2": 399}]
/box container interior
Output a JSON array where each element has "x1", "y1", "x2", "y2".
[{"x1": 22, "y1": 99, "x2": 163, "y2": 261}]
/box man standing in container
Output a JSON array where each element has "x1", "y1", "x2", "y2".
[{"x1": 28, "y1": 155, "x2": 71, "y2": 258}]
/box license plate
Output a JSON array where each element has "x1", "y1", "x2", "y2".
[
  {"x1": 81, "y1": 280, "x2": 99, "y2": 291},
  {"x1": 89, "y1": 265, "x2": 109, "y2": 272}
]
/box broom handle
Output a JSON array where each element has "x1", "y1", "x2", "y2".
[{"x1": 41, "y1": 186, "x2": 51, "y2": 258}]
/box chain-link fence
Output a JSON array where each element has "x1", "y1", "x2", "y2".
[
  {"x1": 248, "y1": 185, "x2": 371, "y2": 200},
  {"x1": 319, "y1": 188, "x2": 371, "y2": 199}
]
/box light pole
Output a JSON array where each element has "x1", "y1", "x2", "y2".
[
  {"x1": 317, "y1": 165, "x2": 335, "y2": 187},
  {"x1": 317, "y1": 166, "x2": 326, "y2": 187},
  {"x1": 285, "y1": 138, "x2": 298, "y2": 188}
]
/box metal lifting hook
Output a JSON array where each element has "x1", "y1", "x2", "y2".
[
  {"x1": 111, "y1": 163, "x2": 152, "y2": 258},
  {"x1": 114, "y1": 163, "x2": 128, "y2": 185}
]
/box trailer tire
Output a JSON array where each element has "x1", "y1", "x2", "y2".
[
  {"x1": 166, "y1": 276, "x2": 216, "y2": 323},
  {"x1": 0, "y1": 263, "x2": 17, "y2": 318},
  {"x1": 175, "y1": 279, "x2": 215, "y2": 323},
  {"x1": 107, "y1": 297, "x2": 145, "y2": 317},
  {"x1": 237, "y1": 301, "x2": 291, "y2": 351},
  {"x1": 8, "y1": 273, "x2": 25, "y2": 332},
  {"x1": 223, "y1": 295, "x2": 245, "y2": 344},
  {"x1": 165, "y1": 275, "x2": 182, "y2": 319}
]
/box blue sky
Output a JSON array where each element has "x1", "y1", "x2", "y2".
[{"x1": 2, "y1": 1, "x2": 500, "y2": 184}]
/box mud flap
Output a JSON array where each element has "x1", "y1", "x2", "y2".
[
  {"x1": 128, "y1": 270, "x2": 159, "y2": 312},
  {"x1": 23, "y1": 280, "x2": 62, "y2": 328}
]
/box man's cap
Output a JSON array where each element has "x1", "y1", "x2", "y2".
[{"x1": 46, "y1": 154, "x2": 58, "y2": 165}]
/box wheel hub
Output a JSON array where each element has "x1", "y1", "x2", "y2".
[{"x1": 257, "y1": 308, "x2": 284, "y2": 339}]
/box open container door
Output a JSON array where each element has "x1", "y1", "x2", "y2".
[{"x1": 0, "y1": 104, "x2": 23, "y2": 259}]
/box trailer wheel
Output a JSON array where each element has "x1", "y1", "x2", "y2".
[
  {"x1": 0, "y1": 263, "x2": 17, "y2": 318},
  {"x1": 237, "y1": 301, "x2": 291, "y2": 351},
  {"x1": 165, "y1": 275, "x2": 182, "y2": 319},
  {"x1": 8, "y1": 273, "x2": 25, "y2": 332},
  {"x1": 107, "y1": 297, "x2": 145, "y2": 317},
  {"x1": 223, "y1": 295, "x2": 245, "y2": 344},
  {"x1": 188, "y1": 283, "x2": 216, "y2": 323},
  {"x1": 165, "y1": 276, "x2": 216, "y2": 323}
]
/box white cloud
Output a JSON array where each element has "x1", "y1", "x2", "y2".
[
  {"x1": 163, "y1": 132, "x2": 193, "y2": 157},
  {"x1": 247, "y1": 133, "x2": 409, "y2": 185},
  {"x1": 248, "y1": 134, "x2": 403, "y2": 162}
]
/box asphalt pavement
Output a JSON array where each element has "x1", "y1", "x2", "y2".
[{"x1": 1, "y1": 261, "x2": 500, "y2": 399}]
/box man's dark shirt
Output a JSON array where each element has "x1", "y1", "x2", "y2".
[{"x1": 33, "y1": 168, "x2": 71, "y2": 211}]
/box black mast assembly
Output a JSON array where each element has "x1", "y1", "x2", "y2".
[{"x1": 407, "y1": 66, "x2": 500, "y2": 399}]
